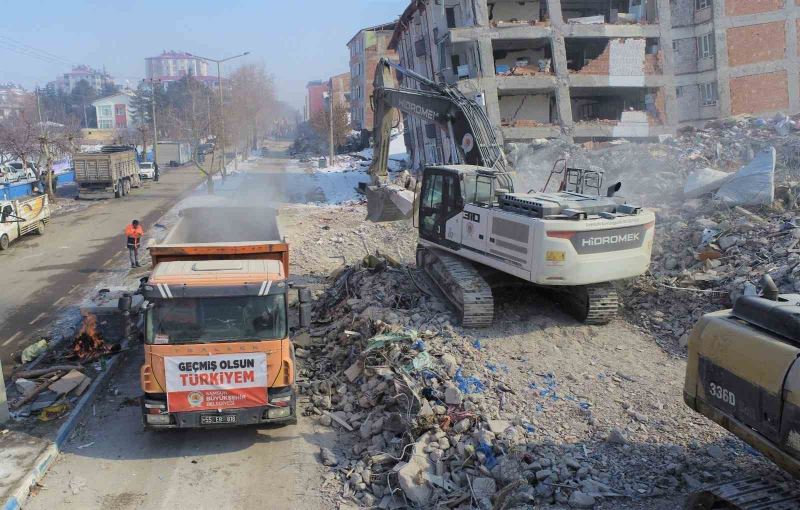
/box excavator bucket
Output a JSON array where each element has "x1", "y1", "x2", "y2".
[{"x1": 365, "y1": 184, "x2": 415, "y2": 222}]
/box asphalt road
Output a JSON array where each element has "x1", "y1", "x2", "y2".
[
  {"x1": 0, "y1": 164, "x2": 206, "y2": 376},
  {"x1": 24, "y1": 146, "x2": 338, "y2": 510}
]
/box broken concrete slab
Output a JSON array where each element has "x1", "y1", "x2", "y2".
[
  {"x1": 683, "y1": 167, "x2": 733, "y2": 198},
  {"x1": 716, "y1": 147, "x2": 776, "y2": 206}
]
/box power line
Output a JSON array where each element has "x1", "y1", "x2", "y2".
[
  {"x1": 0, "y1": 36, "x2": 72, "y2": 64},
  {"x1": 0, "y1": 41, "x2": 66, "y2": 67}
]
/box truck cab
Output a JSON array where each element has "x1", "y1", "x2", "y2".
[{"x1": 139, "y1": 205, "x2": 296, "y2": 429}]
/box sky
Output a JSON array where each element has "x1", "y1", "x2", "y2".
[{"x1": 1, "y1": 0, "x2": 407, "y2": 110}]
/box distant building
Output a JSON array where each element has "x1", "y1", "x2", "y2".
[
  {"x1": 145, "y1": 51, "x2": 212, "y2": 84},
  {"x1": 305, "y1": 80, "x2": 328, "y2": 122},
  {"x1": 92, "y1": 92, "x2": 136, "y2": 130},
  {"x1": 347, "y1": 21, "x2": 398, "y2": 138},
  {"x1": 327, "y1": 72, "x2": 352, "y2": 118},
  {"x1": 0, "y1": 84, "x2": 29, "y2": 120},
  {"x1": 57, "y1": 65, "x2": 114, "y2": 93}
]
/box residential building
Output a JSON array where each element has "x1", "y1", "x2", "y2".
[
  {"x1": 328, "y1": 72, "x2": 352, "y2": 111},
  {"x1": 390, "y1": 0, "x2": 800, "y2": 168},
  {"x1": 57, "y1": 65, "x2": 114, "y2": 93},
  {"x1": 305, "y1": 80, "x2": 328, "y2": 121},
  {"x1": 347, "y1": 22, "x2": 399, "y2": 138},
  {"x1": 145, "y1": 51, "x2": 212, "y2": 84},
  {"x1": 91, "y1": 92, "x2": 136, "y2": 130},
  {"x1": 0, "y1": 85, "x2": 29, "y2": 120}
]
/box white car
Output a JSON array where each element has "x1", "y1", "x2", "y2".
[
  {"x1": 0, "y1": 165, "x2": 19, "y2": 184},
  {"x1": 8, "y1": 162, "x2": 37, "y2": 181},
  {"x1": 139, "y1": 162, "x2": 155, "y2": 179}
]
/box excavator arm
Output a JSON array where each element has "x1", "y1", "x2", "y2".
[{"x1": 366, "y1": 58, "x2": 509, "y2": 221}]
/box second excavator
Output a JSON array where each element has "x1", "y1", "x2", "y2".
[{"x1": 364, "y1": 58, "x2": 655, "y2": 326}]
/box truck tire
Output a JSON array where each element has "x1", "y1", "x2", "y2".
[
  {"x1": 0, "y1": 234, "x2": 8, "y2": 250},
  {"x1": 114, "y1": 179, "x2": 122, "y2": 198},
  {"x1": 35, "y1": 220, "x2": 45, "y2": 235}
]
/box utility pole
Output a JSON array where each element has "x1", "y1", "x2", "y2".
[
  {"x1": 35, "y1": 88, "x2": 54, "y2": 197},
  {"x1": 147, "y1": 79, "x2": 160, "y2": 169},
  {"x1": 329, "y1": 80, "x2": 335, "y2": 166},
  {"x1": 190, "y1": 52, "x2": 249, "y2": 178}
]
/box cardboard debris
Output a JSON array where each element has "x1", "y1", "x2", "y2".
[{"x1": 48, "y1": 370, "x2": 90, "y2": 395}]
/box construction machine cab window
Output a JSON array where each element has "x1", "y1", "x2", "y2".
[{"x1": 145, "y1": 295, "x2": 287, "y2": 344}]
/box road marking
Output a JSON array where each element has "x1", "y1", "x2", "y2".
[
  {"x1": 103, "y1": 259, "x2": 114, "y2": 268},
  {"x1": 53, "y1": 296, "x2": 66, "y2": 306},
  {"x1": 2, "y1": 331, "x2": 22, "y2": 347},
  {"x1": 29, "y1": 312, "x2": 46, "y2": 325},
  {"x1": 68, "y1": 284, "x2": 80, "y2": 294}
]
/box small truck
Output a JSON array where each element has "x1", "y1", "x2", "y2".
[
  {"x1": 74, "y1": 146, "x2": 141, "y2": 199},
  {"x1": 0, "y1": 194, "x2": 50, "y2": 250},
  {"x1": 139, "y1": 203, "x2": 297, "y2": 429}
]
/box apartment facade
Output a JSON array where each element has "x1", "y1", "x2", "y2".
[
  {"x1": 57, "y1": 65, "x2": 114, "y2": 93},
  {"x1": 328, "y1": 72, "x2": 352, "y2": 113},
  {"x1": 92, "y1": 92, "x2": 136, "y2": 130},
  {"x1": 305, "y1": 80, "x2": 328, "y2": 121},
  {"x1": 145, "y1": 51, "x2": 211, "y2": 84},
  {"x1": 391, "y1": 0, "x2": 800, "y2": 168},
  {"x1": 347, "y1": 22, "x2": 399, "y2": 138}
]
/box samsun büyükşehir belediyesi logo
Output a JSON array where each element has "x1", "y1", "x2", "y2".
[{"x1": 187, "y1": 392, "x2": 205, "y2": 407}]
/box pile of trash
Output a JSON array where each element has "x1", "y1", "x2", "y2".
[{"x1": 301, "y1": 257, "x2": 630, "y2": 509}]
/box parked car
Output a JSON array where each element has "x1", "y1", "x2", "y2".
[
  {"x1": 259, "y1": 147, "x2": 270, "y2": 157},
  {"x1": 9, "y1": 162, "x2": 38, "y2": 181},
  {"x1": 0, "y1": 164, "x2": 21, "y2": 184},
  {"x1": 139, "y1": 162, "x2": 156, "y2": 179}
]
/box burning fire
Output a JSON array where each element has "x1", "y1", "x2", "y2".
[{"x1": 72, "y1": 314, "x2": 114, "y2": 360}]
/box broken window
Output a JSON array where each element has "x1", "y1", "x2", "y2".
[
  {"x1": 676, "y1": 85, "x2": 684, "y2": 98},
  {"x1": 698, "y1": 33, "x2": 714, "y2": 59},
  {"x1": 494, "y1": 38, "x2": 553, "y2": 75},
  {"x1": 695, "y1": 0, "x2": 711, "y2": 11},
  {"x1": 700, "y1": 82, "x2": 717, "y2": 106},
  {"x1": 446, "y1": 7, "x2": 457, "y2": 28}
]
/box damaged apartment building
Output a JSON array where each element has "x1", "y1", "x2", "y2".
[{"x1": 389, "y1": 0, "x2": 800, "y2": 169}]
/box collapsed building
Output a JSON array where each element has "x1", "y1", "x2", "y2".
[{"x1": 389, "y1": 0, "x2": 800, "y2": 169}]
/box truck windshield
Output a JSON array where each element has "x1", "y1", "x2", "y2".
[{"x1": 145, "y1": 295, "x2": 287, "y2": 344}]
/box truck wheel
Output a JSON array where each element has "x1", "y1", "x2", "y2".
[
  {"x1": 0, "y1": 234, "x2": 9, "y2": 250},
  {"x1": 35, "y1": 220, "x2": 45, "y2": 235},
  {"x1": 114, "y1": 179, "x2": 122, "y2": 198}
]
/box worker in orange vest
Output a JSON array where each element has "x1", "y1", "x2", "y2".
[{"x1": 125, "y1": 219, "x2": 144, "y2": 268}]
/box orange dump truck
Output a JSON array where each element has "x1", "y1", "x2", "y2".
[{"x1": 139, "y1": 205, "x2": 296, "y2": 429}]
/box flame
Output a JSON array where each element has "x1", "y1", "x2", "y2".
[{"x1": 73, "y1": 313, "x2": 112, "y2": 360}]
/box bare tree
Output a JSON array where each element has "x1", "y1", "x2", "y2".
[
  {"x1": 0, "y1": 95, "x2": 40, "y2": 183},
  {"x1": 229, "y1": 64, "x2": 276, "y2": 158},
  {"x1": 310, "y1": 101, "x2": 349, "y2": 153}
]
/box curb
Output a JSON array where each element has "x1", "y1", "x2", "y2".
[{"x1": 2, "y1": 339, "x2": 131, "y2": 510}]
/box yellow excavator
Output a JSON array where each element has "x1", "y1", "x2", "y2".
[
  {"x1": 684, "y1": 275, "x2": 800, "y2": 508},
  {"x1": 364, "y1": 58, "x2": 655, "y2": 326}
]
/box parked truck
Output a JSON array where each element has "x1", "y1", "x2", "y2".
[
  {"x1": 0, "y1": 194, "x2": 50, "y2": 250},
  {"x1": 156, "y1": 141, "x2": 191, "y2": 166},
  {"x1": 74, "y1": 146, "x2": 141, "y2": 199},
  {"x1": 138, "y1": 204, "x2": 297, "y2": 429}
]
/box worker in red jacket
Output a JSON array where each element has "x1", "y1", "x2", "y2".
[{"x1": 125, "y1": 219, "x2": 144, "y2": 268}]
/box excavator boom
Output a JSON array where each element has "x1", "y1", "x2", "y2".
[{"x1": 366, "y1": 58, "x2": 508, "y2": 222}]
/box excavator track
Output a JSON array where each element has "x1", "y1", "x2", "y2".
[
  {"x1": 686, "y1": 477, "x2": 800, "y2": 510},
  {"x1": 562, "y1": 283, "x2": 619, "y2": 325},
  {"x1": 417, "y1": 246, "x2": 494, "y2": 328}
]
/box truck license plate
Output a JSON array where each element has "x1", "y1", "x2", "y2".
[{"x1": 200, "y1": 414, "x2": 237, "y2": 425}]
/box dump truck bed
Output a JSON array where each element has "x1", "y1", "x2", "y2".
[{"x1": 149, "y1": 206, "x2": 288, "y2": 275}]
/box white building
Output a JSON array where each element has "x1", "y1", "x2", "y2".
[
  {"x1": 91, "y1": 92, "x2": 136, "y2": 130},
  {"x1": 145, "y1": 51, "x2": 210, "y2": 84},
  {"x1": 57, "y1": 65, "x2": 114, "y2": 93}
]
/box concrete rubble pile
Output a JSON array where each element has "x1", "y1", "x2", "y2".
[{"x1": 300, "y1": 257, "x2": 678, "y2": 509}]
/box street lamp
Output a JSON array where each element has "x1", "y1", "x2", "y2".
[{"x1": 188, "y1": 51, "x2": 249, "y2": 177}]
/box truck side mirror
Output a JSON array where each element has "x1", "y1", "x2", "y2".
[
  {"x1": 607, "y1": 182, "x2": 622, "y2": 197},
  {"x1": 1, "y1": 204, "x2": 11, "y2": 222}
]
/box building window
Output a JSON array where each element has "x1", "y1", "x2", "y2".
[
  {"x1": 700, "y1": 82, "x2": 718, "y2": 106},
  {"x1": 114, "y1": 104, "x2": 125, "y2": 116},
  {"x1": 672, "y1": 40, "x2": 679, "y2": 53},
  {"x1": 698, "y1": 33, "x2": 714, "y2": 59},
  {"x1": 98, "y1": 105, "x2": 112, "y2": 117},
  {"x1": 446, "y1": 7, "x2": 457, "y2": 29},
  {"x1": 98, "y1": 119, "x2": 113, "y2": 129},
  {"x1": 676, "y1": 86, "x2": 684, "y2": 98},
  {"x1": 696, "y1": 0, "x2": 711, "y2": 10}
]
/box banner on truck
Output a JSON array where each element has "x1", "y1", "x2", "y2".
[{"x1": 165, "y1": 353, "x2": 267, "y2": 412}]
